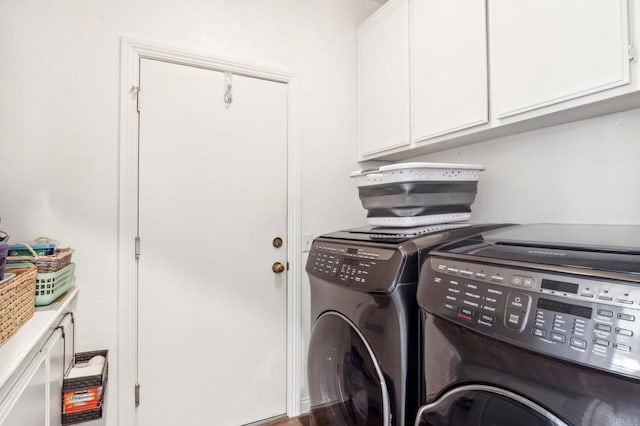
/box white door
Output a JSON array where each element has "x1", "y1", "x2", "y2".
[{"x1": 137, "y1": 58, "x2": 288, "y2": 426}]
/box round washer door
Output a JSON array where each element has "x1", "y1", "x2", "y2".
[
  {"x1": 415, "y1": 385, "x2": 568, "y2": 426},
  {"x1": 307, "y1": 311, "x2": 391, "y2": 426}
]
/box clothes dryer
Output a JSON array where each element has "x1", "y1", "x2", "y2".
[{"x1": 306, "y1": 223, "x2": 511, "y2": 425}]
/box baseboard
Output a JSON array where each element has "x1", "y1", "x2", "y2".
[{"x1": 300, "y1": 396, "x2": 311, "y2": 414}]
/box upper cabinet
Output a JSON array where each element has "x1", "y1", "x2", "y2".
[
  {"x1": 411, "y1": 0, "x2": 488, "y2": 142},
  {"x1": 357, "y1": 0, "x2": 410, "y2": 157},
  {"x1": 490, "y1": 0, "x2": 632, "y2": 120},
  {"x1": 357, "y1": 0, "x2": 640, "y2": 161}
]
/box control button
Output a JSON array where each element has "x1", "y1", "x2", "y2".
[
  {"x1": 460, "y1": 270, "x2": 473, "y2": 277},
  {"x1": 550, "y1": 332, "x2": 566, "y2": 343},
  {"x1": 580, "y1": 292, "x2": 594, "y2": 298},
  {"x1": 522, "y1": 277, "x2": 535, "y2": 288},
  {"x1": 484, "y1": 297, "x2": 497, "y2": 303},
  {"x1": 598, "y1": 295, "x2": 613, "y2": 302},
  {"x1": 618, "y1": 299, "x2": 634, "y2": 305},
  {"x1": 450, "y1": 280, "x2": 459, "y2": 286},
  {"x1": 457, "y1": 308, "x2": 475, "y2": 321},
  {"x1": 443, "y1": 303, "x2": 456, "y2": 311},
  {"x1": 434, "y1": 277, "x2": 442, "y2": 283},
  {"x1": 618, "y1": 313, "x2": 636, "y2": 322},
  {"x1": 437, "y1": 264, "x2": 447, "y2": 271},
  {"x1": 595, "y1": 323, "x2": 612, "y2": 332},
  {"x1": 593, "y1": 338, "x2": 610, "y2": 347},
  {"x1": 464, "y1": 292, "x2": 481, "y2": 299},
  {"x1": 553, "y1": 315, "x2": 566, "y2": 323},
  {"x1": 507, "y1": 292, "x2": 530, "y2": 311},
  {"x1": 448, "y1": 288, "x2": 461, "y2": 294},
  {"x1": 487, "y1": 288, "x2": 503, "y2": 295},
  {"x1": 447, "y1": 267, "x2": 459, "y2": 274},
  {"x1": 505, "y1": 309, "x2": 525, "y2": 329},
  {"x1": 511, "y1": 276, "x2": 523, "y2": 286},
  {"x1": 616, "y1": 328, "x2": 634, "y2": 337},
  {"x1": 475, "y1": 273, "x2": 487, "y2": 279},
  {"x1": 466, "y1": 283, "x2": 478, "y2": 290},
  {"x1": 445, "y1": 296, "x2": 457, "y2": 302},
  {"x1": 597, "y1": 309, "x2": 614, "y2": 318},
  {"x1": 480, "y1": 314, "x2": 495, "y2": 323},
  {"x1": 614, "y1": 343, "x2": 632, "y2": 353},
  {"x1": 490, "y1": 275, "x2": 504, "y2": 282},
  {"x1": 482, "y1": 305, "x2": 496, "y2": 312},
  {"x1": 463, "y1": 300, "x2": 479, "y2": 308},
  {"x1": 570, "y1": 337, "x2": 587, "y2": 349},
  {"x1": 460, "y1": 308, "x2": 475, "y2": 317},
  {"x1": 532, "y1": 328, "x2": 546, "y2": 338}
]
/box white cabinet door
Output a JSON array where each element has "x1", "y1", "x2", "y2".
[
  {"x1": 0, "y1": 354, "x2": 47, "y2": 426},
  {"x1": 411, "y1": 0, "x2": 488, "y2": 141},
  {"x1": 489, "y1": 0, "x2": 631, "y2": 119},
  {"x1": 358, "y1": 0, "x2": 410, "y2": 157}
]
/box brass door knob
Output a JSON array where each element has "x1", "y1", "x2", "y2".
[{"x1": 272, "y1": 262, "x2": 286, "y2": 274}]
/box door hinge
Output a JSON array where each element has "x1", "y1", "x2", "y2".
[
  {"x1": 629, "y1": 43, "x2": 636, "y2": 61},
  {"x1": 133, "y1": 85, "x2": 141, "y2": 113},
  {"x1": 135, "y1": 237, "x2": 140, "y2": 260},
  {"x1": 135, "y1": 383, "x2": 140, "y2": 407}
]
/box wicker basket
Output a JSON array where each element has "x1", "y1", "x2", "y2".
[
  {"x1": 0, "y1": 265, "x2": 36, "y2": 346},
  {"x1": 7, "y1": 243, "x2": 74, "y2": 273},
  {"x1": 62, "y1": 350, "x2": 108, "y2": 425}
]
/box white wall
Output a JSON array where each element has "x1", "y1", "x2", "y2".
[
  {"x1": 415, "y1": 108, "x2": 640, "y2": 225},
  {"x1": 0, "y1": 0, "x2": 377, "y2": 423}
]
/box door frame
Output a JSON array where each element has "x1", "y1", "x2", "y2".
[{"x1": 118, "y1": 38, "x2": 303, "y2": 425}]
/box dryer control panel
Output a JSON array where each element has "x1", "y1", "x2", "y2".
[
  {"x1": 306, "y1": 240, "x2": 407, "y2": 294},
  {"x1": 419, "y1": 256, "x2": 640, "y2": 381}
]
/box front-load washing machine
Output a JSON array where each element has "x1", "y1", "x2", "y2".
[
  {"x1": 415, "y1": 224, "x2": 640, "y2": 425},
  {"x1": 305, "y1": 223, "x2": 512, "y2": 426}
]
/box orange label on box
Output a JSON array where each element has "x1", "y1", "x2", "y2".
[{"x1": 63, "y1": 387, "x2": 99, "y2": 413}]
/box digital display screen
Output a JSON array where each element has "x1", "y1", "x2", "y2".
[
  {"x1": 346, "y1": 248, "x2": 358, "y2": 255},
  {"x1": 537, "y1": 298, "x2": 593, "y2": 319},
  {"x1": 541, "y1": 279, "x2": 579, "y2": 294}
]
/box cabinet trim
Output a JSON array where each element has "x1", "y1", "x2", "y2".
[
  {"x1": 496, "y1": 78, "x2": 632, "y2": 120},
  {"x1": 413, "y1": 117, "x2": 490, "y2": 144}
]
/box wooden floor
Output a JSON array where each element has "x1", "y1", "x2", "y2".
[{"x1": 261, "y1": 413, "x2": 313, "y2": 426}]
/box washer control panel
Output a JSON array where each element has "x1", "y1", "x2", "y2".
[
  {"x1": 420, "y1": 257, "x2": 640, "y2": 380},
  {"x1": 307, "y1": 241, "x2": 402, "y2": 293}
]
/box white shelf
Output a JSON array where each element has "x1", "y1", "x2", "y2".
[{"x1": 0, "y1": 286, "x2": 79, "y2": 393}]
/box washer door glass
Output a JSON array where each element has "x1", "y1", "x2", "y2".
[
  {"x1": 416, "y1": 385, "x2": 568, "y2": 426},
  {"x1": 307, "y1": 312, "x2": 390, "y2": 426}
]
